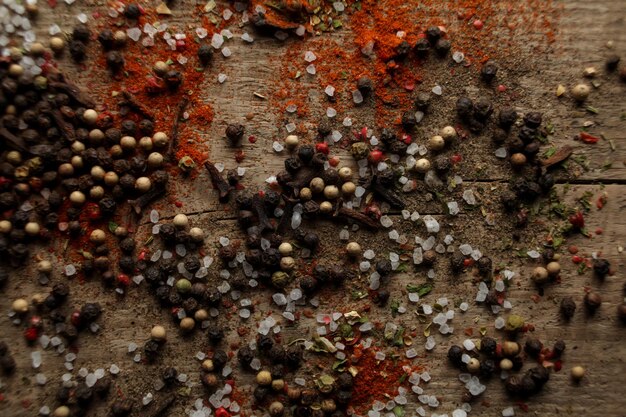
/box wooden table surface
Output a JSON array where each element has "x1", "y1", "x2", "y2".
[{"x1": 1, "y1": 1, "x2": 625, "y2": 416}]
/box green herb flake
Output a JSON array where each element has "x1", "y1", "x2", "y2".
[{"x1": 406, "y1": 283, "x2": 433, "y2": 297}]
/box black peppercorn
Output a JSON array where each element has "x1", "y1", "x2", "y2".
[
  {"x1": 0, "y1": 354, "x2": 15, "y2": 374},
  {"x1": 270, "y1": 363, "x2": 285, "y2": 378},
  {"x1": 477, "y1": 256, "x2": 492, "y2": 276},
  {"x1": 73, "y1": 24, "x2": 91, "y2": 42},
  {"x1": 80, "y1": 302, "x2": 102, "y2": 324},
  {"x1": 144, "y1": 340, "x2": 160, "y2": 360},
  {"x1": 303, "y1": 232, "x2": 319, "y2": 250},
  {"x1": 605, "y1": 54, "x2": 621, "y2": 71},
  {"x1": 480, "y1": 337, "x2": 497, "y2": 357},
  {"x1": 396, "y1": 40, "x2": 411, "y2": 58},
  {"x1": 480, "y1": 359, "x2": 496, "y2": 378},
  {"x1": 119, "y1": 256, "x2": 135, "y2": 273},
  {"x1": 164, "y1": 70, "x2": 183, "y2": 90},
  {"x1": 284, "y1": 156, "x2": 302, "y2": 173},
  {"x1": 212, "y1": 349, "x2": 228, "y2": 370},
  {"x1": 257, "y1": 334, "x2": 274, "y2": 352},
  {"x1": 456, "y1": 96, "x2": 474, "y2": 119},
  {"x1": 98, "y1": 29, "x2": 114, "y2": 50},
  {"x1": 299, "y1": 275, "x2": 317, "y2": 294},
  {"x1": 205, "y1": 289, "x2": 222, "y2": 306},
  {"x1": 592, "y1": 258, "x2": 610, "y2": 279},
  {"x1": 111, "y1": 399, "x2": 133, "y2": 416},
  {"x1": 206, "y1": 324, "x2": 224, "y2": 343},
  {"x1": 138, "y1": 119, "x2": 154, "y2": 135},
  {"x1": 552, "y1": 340, "x2": 566, "y2": 357},
  {"x1": 414, "y1": 93, "x2": 430, "y2": 111},
  {"x1": 356, "y1": 77, "x2": 373, "y2": 96},
  {"x1": 94, "y1": 376, "x2": 111, "y2": 398},
  {"x1": 447, "y1": 345, "x2": 464, "y2": 367},
  {"x1": 480, "y1": 60, "x2": 498, "y2": 82},
  {"x1": 254, "y1": 386, "x2": 269, "y2": 402},
  {"x1": 238, "y1": 345, "x2": 255, "y2": 368},
  {"x1": 435, "y1": 39, "x2": 452, "y2": 57},
  {"x1": 523, "y1": 112, "x2": 542, "y2": 129},
  {"x1": 376, "y1": 260, "x2": 392, "y2": 277},
  {"x1": 124, "y1": 3, "x2": 141, "y2": 19},
  {"x1": 69, "y1": 40, "x2": 87, "y2": 61},
  {"x1": 425, "y1": 26, "x2": 441, "y2": 43},
  {"x1": 373, "y1": 289, "x2": 389, "y2": 306},
  {"x1": 162, "y1": 367, "x2": 178, "y2": 385},
  {"x1": 198, "y1": 44, "x2": 213, "y2": 66},
  {"x1": 450, "y1": 252, "x2": 466, "y2": 274},
  {"x1": 414, "y1": 39, "x2": 430, "y2": 57},
  {"x1": 401, "y1": 110, "x2": 417, "y2": 128},
  {"x1": 285, "y1": 346, "x2": 302, "y2": 368},
  {"x1": 75, "y1": 383, "x2": 94, "y2": 405},
  {"x1": 106, "y1": 51, "x2": 125, "y2": 72},
  {"x1": 289, "y1": 151, "x2": 311, "y2": 172},
  {"x1": 473, "y1": 98, "x2": 493, "y2": 121},
  {"x1": 268, "y1": 345, "x2": 285, "y2": 364}
]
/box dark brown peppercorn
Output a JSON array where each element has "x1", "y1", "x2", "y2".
[
  {"x1": 164, "y1": 70, "x2": 183, "y2": 89},
  {"x1": 75, "y1": 383, "x2": 94, "y2": 405},
  {"x1": 212, "y1": 349, "x2": 228, "y2": 369},
  {"x1": 111, "y1": 400, "x2": 133, "y2": 416},
  {"x1": 124, "y1": 3, "x2": 141, "y2": 19},
  {"x1": 395, "y1": 40, "x2": 411, "y2": 58},
  {"x1": 0, "y1": 354, "x2": 16, "y2": 374},
  {"x1": 434, "y1": 38, "x2": 451, "y2": 56},
  {"x1": 456, "y1": 96, "x2": 474, "y2": 119},
  {"x1": 401, "y1": 111, "x2": 417, "y2": 128},
  {"x1": 414, "y1": 38, "x2": 430, "y2": 57},
  {"x1": 144, "y1": 340, "x2": 160, "y2": 360},
  {"x1": 480, "y1": 60, "x2": 498, "y2": 82},
  {"x1": 69, "y1": 40, "x2": 87, "y2": 61},
  {"x1": 606, "y1": 54, "x2": 621, "y2": 71},
  {"x1": 584, "y1": 291, "x2": 602, "y2": 312},
  {"x1": 552, "y1": 340, "x2": 566, "y2": 357},
  {"x1": 524, "y1": 338, "x2": 543, "y2": 357},
  {"x1": 162, "y1": 367, "x2": 178, "y2": 385},
  {"x1": 206, "y1": 324, "x2": 224, "y2": 343},
  {"x1": 477, "y1": 256, "x2": 492, "y2": 276},
  {"x1": 561, "y1": 297, "x2": 577, "y2": 319},
  {"x1": 225, "y1": 124, "x2": 244, "y2": 145}
]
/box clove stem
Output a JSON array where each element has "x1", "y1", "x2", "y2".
[{"x1": 204, "y1": 161, "x2": 232, "y2": 202}]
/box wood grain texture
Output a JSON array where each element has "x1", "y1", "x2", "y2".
[{"x1": 0, "y1": 1, "x2": 625, "y2": 417}]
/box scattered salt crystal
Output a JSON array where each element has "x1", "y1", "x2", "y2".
[
  {"x1": 86, "y1": 373, "x2": 97, "y2": 387},
  {"x1": 453, "y1": 409, "x2": 467, "y2": 417},
  {"x1": 352, "y1": 90, "x2": 364, "y2": 104},
  {"x1": 272, "y1": 141, "x2": 284, "y2": 152},
  {"x1": 306, "y1": 64, "x2": 316, "y2": 75},
  {"x1": 333, "y1": 1, "x2": 345, "y2": 11},
  {"x1": 463, "y1": 339, "x2": 476, "y2": 350},
  {"x1": 31, "y1": 351, "x2": 42, "y2": 368},
  {"x1": 39, "y1": 406, "x2": 50, "y2": 415},
  {"x1": 502, "y1": 407, "x2": 515, "y2": 417},
  {"x1": 380, "y1": 216, "x2": 393, "y2": 228},
  {"x1": 424, "y1": 336, "x2": 436, "y2": 350},
  {"x1": 64, "y1": 264, "x2": 76, "y2": 276},
  {"x1": 331, "y1": 130, "x2": 342, "y2": 142},
  {"x1": 109, "y1": 364, "x2": 120, "y2": 374},
  {"x1": 432, "y1": 85, "x2": 443, "y2": 95},
  {"x1": 222, "y1": 47, "x2": 232, "y2": 57},
  {"x1": 495, "y1": 317, "x2": 505, "y2": 329},
  {"x1": 452, "y1": 51, "x2": 465, "y2": 63},
  {"x1": 211, "y1": 33, "x2": 224, "y2": 49},
  {"x1": 286, "y1": 104, "x2": 297, "y2": 113},
  {"x1": 459, "y1": 302, "x2": 469, "y2": 312},
  {"x1": 275, "y1": 31, "x2": 289, "y2": 41},
  {"x1": 423, "y1": 215, "x2": 440, "y2": 233},
  {"x1": 142, "y1": 393, "x2": 154, "y2": 406},
  {"x1": 326, "y1": 107, "x2": 337, "y2": 118},
  {"x1": 223, "y1": 9, "x2": 233, "y2": 20},
  {"x1": 495, "y1": 147, "x2": 507, "y2": 158},
  {"x1": 36, "y1": 373, "x2": 47, "y2": 385},
  {"x1": 218, "y1": 73, "x2": 228, "y2": 83},
  {"x1": 448, "y1": 201, "x2": 460, "y2": 215},
  {"x1": 304, "y1": 51, "x2": 317, "y2": 62},
  {"x1": 343, "y1": 117, "x2": 353, "y2": 126},
  {"x1": 359, "y1": 322, "x2": 373, "y2": 332},
  {"x1": 127, "y1": 27, "x2": 141, "y2": 42},
  {"x1": 527, "y1": 250, "x2": 541, "y2": 259}
]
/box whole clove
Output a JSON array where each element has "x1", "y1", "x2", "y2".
[{"x1": 204, "y1": 161, "x2": 232, "y2": 202}]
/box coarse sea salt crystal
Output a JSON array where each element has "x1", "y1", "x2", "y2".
[
  {"x1": 211, "y1": 33, "x2": 224, "y2": 49},
  {"x1": 432, "y1": 85, "x2": 443, "y2": 95},
  {"x1": 306, "y1": 64, "x2": 316, "y2": 75},
  {"x1": 502, "y1": 407, "x2": 515, "y2": 417},
  {"x1": 304, "y1": 51, "x2": 317, "y2": 62},
  {"x1": 222, "y1": 47, "x2": 232, "y2": 57},
  {"x1": 326, "y1": 107, "x2": 337, "y2": 118},
  {"x1": 218, "y1": 73, "x2": 228, "y2": 83}
]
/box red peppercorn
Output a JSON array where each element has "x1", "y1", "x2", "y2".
[
  {"x1": 315, "y1": 142, "x2": 329, "y2": 155},
  {"x1": 368, "y1": 149, "x2": 384, "y2": 164},
  {"x1": 328, "y1": 157, "x2": 340, "y2": 167},
  {"x1": 451, "y1": 154, "x2": 462, "y2": 164},
  {"x1": 568, "y1": 211, "x2": 585, "y2": 229},
  {"x1": 215, "y1": 407, "x2": 231, "y2": 417},
  {"x1": 24, "y1": 327, "x2": 39, "y2": 342},
  {"x1": 174, "y1": 201, "x2": 183, "y2": 208},
  {"x1": 473, "y1": 19, "x2": 484, "y2": 30},
  {"x1": 71, "y1": 310, "x2": 82, "y2": 326},
  {"x1": 401, "y1": 133, "x2": 412, "y2": 144},
  {"x1": 248, "y1": 135, "x2": 257, "y2": 143},
  {"x1": 571, "y1": 255, "x2": 583, "y2": 264},
  {"x1": 117, "y1": 274, "x2": 130, "y2": 287}
]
